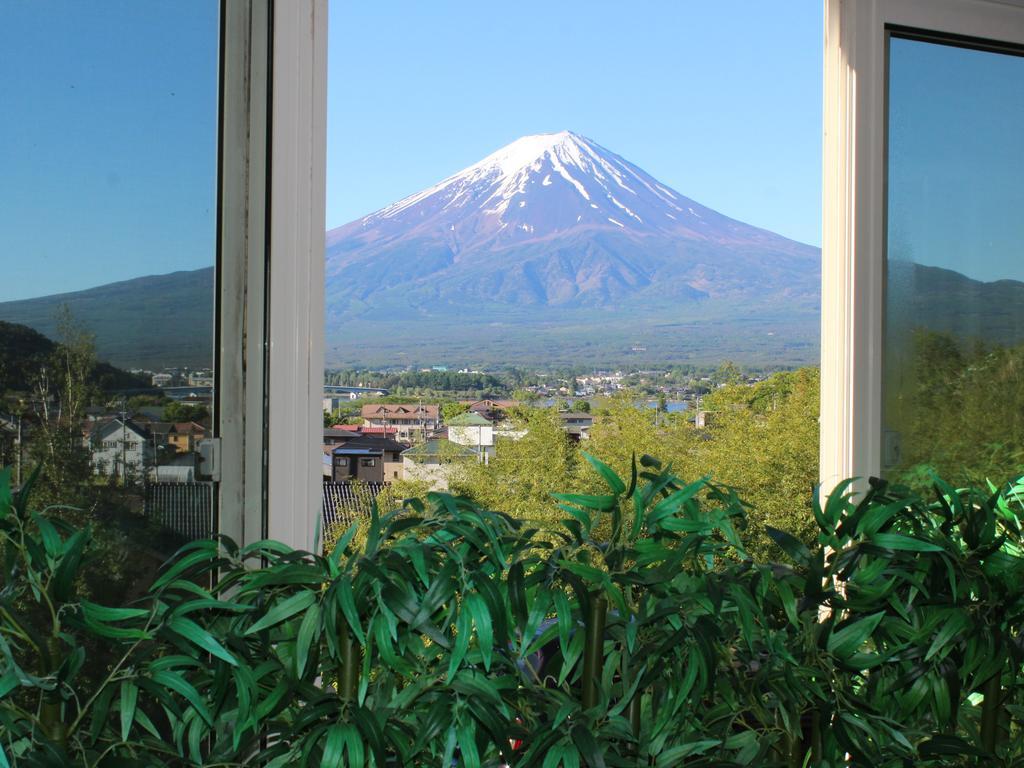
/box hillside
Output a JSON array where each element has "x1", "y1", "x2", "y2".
[
  {"x1": 888, "y1": 261, "x2": 1024, "y2": 347},
  {"x1": 0, "y1": 321, "x2": 148, "y2": 394},
  {"x1": 0, "y1": 268, "x2": 214, "y2": 370}
]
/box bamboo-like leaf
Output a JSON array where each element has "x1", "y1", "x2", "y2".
[
  {"x1": 321, "y1": 723, "x2": 346, "y2": 768},
  {"x1": 551, "y1": 493, "x2": 618, "y2": 511},
  {"x1": 827, "y1": 611, "x2": 884, "y2": 658},
  {"x1": 448, "y1": 607, "x2": 471, "y2": 681},
  {"x1": 570, "y1": 725, "x2": 606, "y2": 768},
  {"x1": 656, "y1": 740, "x2": 721, "y2": 765},
  {"x1": 776, "y1": 579, "x2": 798, "y2": 626},
  {"x1": 336, "y1": 576, "x2": 366, "y2": 645},
  {"x1": 466, "y1": 593, "x2": 493, "y2": 671},
  {"x1": 456, "y1": 719, "x2": 480, "y2": 768},
  {"x1": 870, "y1": 533, "x2": 943, "y2": 552},
  {"x1": 295, "y1": 602, "x2": 322, "y2": 677},
  {"x1": 244, "y1": 590, "x2": 316, "y2": 635},
  {"x1": 167, "y1": 616, "x2": 238, "y2": 666},
  {"x1": 765, "y1": 526, "x2": 811, "y2": 564},
  {"x1": 582, "y1": 452, "x2": 626, "y2": 495},
  {"x1": 924, "y1": 611, "x2": 968, "y2": 661},
  {"x1": 120, "y1": 680, "x2": 138, "y2": 742},
  {"x1": 30, "y1": 512, "x2": 60, "y2": 558},
  {"x1": 51, "y1": 529, "x2": 87, "y2": 602},
  {"x1": 151, "y1": 545, "x2": 219, "y2": 591},
  {"x1": 150, "y1": 670, "x2": 213, "y2": 726}
]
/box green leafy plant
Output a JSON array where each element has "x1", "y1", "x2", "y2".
[{"x1": 5, "y1": 458, "x2": 1024, "y2": 766}]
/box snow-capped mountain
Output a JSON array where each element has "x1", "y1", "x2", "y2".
[{"x1": 324, "y1": 131, "x2": 820, "y2": 365}]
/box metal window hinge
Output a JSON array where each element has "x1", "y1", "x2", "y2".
[{"x1": 198, "y1": 438, "x2": 222, "y2": 482}]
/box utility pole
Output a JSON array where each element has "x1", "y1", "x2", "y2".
[
  {"x1": 14, "y1": 413, "x2": 22, "y2": 487},
  {"x1": 120, "y1": 399, "x2": 128, "y2": 487}
]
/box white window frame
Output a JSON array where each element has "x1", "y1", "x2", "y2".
[
  {"x1": 821, "y1": 0, "x2": 1024, "y2": 492},
  {"x1": 217, "y1": 0, "x2": 326, "y2": 551}
]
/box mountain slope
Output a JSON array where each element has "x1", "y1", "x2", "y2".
[
  {"x1": 324, "y1": 130, "x2": 820, "y2": 365},
  {"x1": 0, "y1": 269, "x2": 213, "y2": 370}
]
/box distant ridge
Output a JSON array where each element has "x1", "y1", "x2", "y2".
[
  {"x1": 7, "y1": 132, "x2": 1024, "y2": 369},
  {"x1": 0, "y1": 268, "x2": 213, "y2": 369}
]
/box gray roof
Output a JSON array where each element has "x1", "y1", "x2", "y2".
[
  {"x1": 402, "y1": 439, "x2": 476, "y2": 460},
  {"x1": 446, "y1": 412, "x2": 492, "y2": 426}
]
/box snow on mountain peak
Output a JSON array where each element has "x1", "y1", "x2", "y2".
[{"x1": 362, "y1": 130, "x2": 688, "y2": 233}]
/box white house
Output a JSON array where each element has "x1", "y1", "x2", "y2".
[
  {"x1": 446, "y1": 412, "x2": 494, "y2": 462},
  {"x1": 401, "y1": 439, "x2": 475, "y2": 491},
  {"x1": 87, "y1": 418, "x2": 153, "y2": 481}
]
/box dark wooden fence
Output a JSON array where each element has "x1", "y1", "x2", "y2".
[
  {"x1": 322, "y1": 482, "x2": 384, "y2": 532},
  {"x1": 144, "y1": 482, "x2": 215, "y2": 540},
  {"x1": 143, "y1": 482, "x2": 383, "y2": 543}
]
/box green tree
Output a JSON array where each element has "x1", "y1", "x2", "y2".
[
  {"x1": 688, "y1": 367, "x2": 820, "y2": 559},
  {"x1": 572, "y1": 399, "x2": 591, "y2": 413},
  {"x1": 451, "y1": 408, "x2": 577, "y2": 529},
  {"x1": 511, "y1": 388, "x2": 540, "y2": 405},
  {"x1": 441, "y1": 401, "x2": 470, "y2": 422},
  {"x1": 163, "y1": 401, "x2": 209, "y2": 423},
  {"x1": 712, "y1": 360, "x2": 743, "y2": 387}
]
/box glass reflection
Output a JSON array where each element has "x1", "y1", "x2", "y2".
[
  {"x1": 884, "y1": 35, "x2": 1024, "y2": 487},
  {"x1": 0, "y1": 1, "x2": 219, "y2": 606}
]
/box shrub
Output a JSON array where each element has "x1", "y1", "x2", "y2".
[{"x1": 3, "y1": 459, "x2": 1024, "y2": 766}]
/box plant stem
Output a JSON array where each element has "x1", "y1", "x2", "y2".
[
  {"x1": 625, "y1": 690, "x2": 642, "y2": 758},
  {"x1": 339, "y1": 617, "x2": 359, "y2": 703},
  {"x1": 980, "y1": 667, "x2": 1002, "y2": 755},
  {"x1": 39, "y1": 636, "x2": 67, "y2": 752},
  {"x1": 810, "y1": 710, "x2": 821, "y2": 763},
  {"x1": 581, "y1": 594, "x2": 607, "y2": 711}
]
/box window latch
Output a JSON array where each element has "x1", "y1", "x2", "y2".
[{"x1": 197, "y1": 438, "x2": 222, "y2": 482}]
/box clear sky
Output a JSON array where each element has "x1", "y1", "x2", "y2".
[
  {"x1": 327, "y1": 1, "x2": 824, "y2": 245},
  {"x1": 888, "y1": 36, "x2": 1024, "y2": 283},
  {"x1": 0, "y1": 1, "x2": 220, "y2": 302},
  {"x1": 0, "y1": 2, "x2": 824, "y2": 303}
]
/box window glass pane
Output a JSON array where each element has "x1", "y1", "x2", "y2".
[
  {"x1": 884, "y1": 35, "x2": 1024, "y2": 486},
  {"x1": 0, "y1": 2, "x2": 220, "y2": 601}
]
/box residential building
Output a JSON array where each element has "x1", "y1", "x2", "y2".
[
  {"x1": 168, "y1": 422, "x2": 209, "y2": 454},
  {"x1": 151, "y1": 373, "x2": 173, "y2": 387},
  {"x1": 446, "y1": 411, "x2": 494, "y2": 462},
  {"x1": 462, "y1": 399, "x2": 518, "y2": 423},
  {"x1": 323, "y1": 434, "x2": 406, "y2": 483},
  {"x1": 361, "y1": 403, "x2": 440, "y2": 442},
  {"x1": 188, "y1": 372, "x2": 214, "y2": 387},
  {"x1": 86, "y1": 417, "x2": 154, "y2": 480},
  {"x1": 401, "y1": 439, "x2": 475, "y2": 490},
  {"x1": 323, "y1": 425, "x2": 400, "y2": 446},
  {"x1": 559, "y1": 412, "x2": 594, "y2": 442}
]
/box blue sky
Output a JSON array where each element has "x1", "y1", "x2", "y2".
[
  {"x1": 1, "y1": 2, "x2": 823, "y2": 303},
  {"x1": 888, "y1": 36, "x2": 1024, "y2": 283},
  {"x1": 328, "y1": 2, "x2": 824, "y2": 243},
  {"x1": 0, "y1": 1, "x2": 219, "y2": 302}
]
